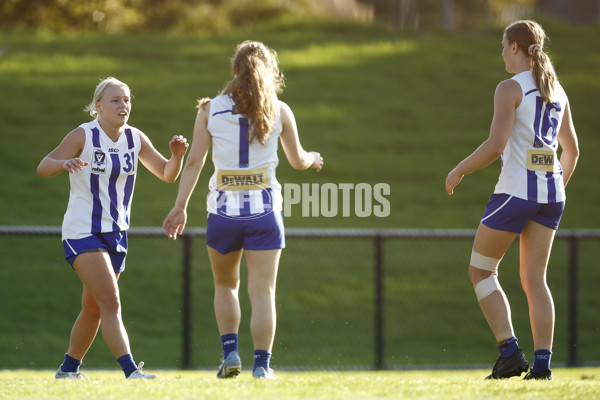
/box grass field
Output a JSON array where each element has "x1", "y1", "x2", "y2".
[
  {"x1": 1, "y1": 18, "x2": 600, "y2": 371},
  {"x1": 1, "y1": 368, "x2": 599, "y2": 400}
]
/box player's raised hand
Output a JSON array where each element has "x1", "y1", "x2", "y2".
[
  {"x1": 170, "y1": 135, "x2": 189, "y2": 158},
  {"x1": 310, "y1": 151, "x2": 323, "y2": 172}
]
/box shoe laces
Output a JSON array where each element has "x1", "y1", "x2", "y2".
[{"x1": 136, "y1": 361, "x2": 145, "y2": 373}]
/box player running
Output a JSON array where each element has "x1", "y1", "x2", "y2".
[
  {"x1": 163, "y1": 40, "x2": 323, "y2": 379},
  {"x1": 446, "y1": 20, "x2": 579, "y2": 380},
  {"x1": 38, "y1": 77, "x2": 189, "y2": 379}
]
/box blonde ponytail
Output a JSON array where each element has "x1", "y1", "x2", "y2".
[
  {"x1": 531, "y1": 49, "x2": 557, "y2": 103},
  {"x1": 505, "y1": 20, "x2": 558, "y2": 103}
]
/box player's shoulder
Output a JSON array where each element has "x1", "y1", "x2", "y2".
[
  {"x1": 76, "y1": 120, "x2": 95, "y2": 134},
  {"x1": 197, "y1": 97, "x2": 212, "y2": 113},
  {"x1": 554, "y1": 80, "x2": 568, "y2": 103},
  {"x1": 494, "y1": 78, "x2": 522, "y2": 105},
  {"x1": 496, "y1": 78, "x2": 521, "y2": 92},
  {"x1": 67, "y1": 125, "x2": 87, "y2": 142},
  {"x1": 278, "y1": 100, "x2": 293, "y2": 118},
  {"x1": 71, "y1": 125, "x2": 86, "y2": 135},
  {"x1": 120, "y1": 125, "x2": 145, "y2": 150},
  {"x1": 195, "y1": 98, "x2": 212, "y2": 127},
  {"x1": 278, "y1": 99, "x2": 290, "y2": 109},
  {"x1": 210, "y1": 94, "x2": 230, "y2": 108},
  {"x1": 122, "y1": 124, "x2": 143, "y2": 139}
]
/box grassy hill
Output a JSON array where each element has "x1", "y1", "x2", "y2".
[
  {"x1": 1, "y1": 19, "x2": 599, "y2": 229},
  {"x1": 1, "y1": 19, "x2": 599, "y2": 370}
]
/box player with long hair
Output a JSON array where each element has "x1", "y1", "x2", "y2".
[
  {"x1": 446, "y1": 20, "x2": 579, "y2": 380},
  {"x1": 163, "y1": 41, "x2": 323, "y2": 379},
  {"x1": 38, "y1": 77, "x2": 189, "y2": 379}
]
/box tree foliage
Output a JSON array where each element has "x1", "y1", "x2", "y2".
[
  {"x1": 355, "y1": 0, "x2": 490, "y2": 31},
  {"x1": 355, "y1": 0, "x2": 541, "y2": 31},
  {"x1": 0, "y1": 0, "x2": 322, "y2": 33}
]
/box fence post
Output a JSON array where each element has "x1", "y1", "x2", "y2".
[
  {"x1": 374, "y1": 234, "x2": 384, "y2": 370},
  {"x1": 181, "y1": 234, "x2": 193, "y2": 369},
  {"x1": 567, "y1": 235, "x2": 579, "y2": 367}
]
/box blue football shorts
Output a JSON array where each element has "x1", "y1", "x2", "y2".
[
  {"x1": 481, "y1": 193, "x2": 565, "y2": 234},
  {"x1": 62, "y1": 231, "x2": 128, "y2": 274},
  {"x1": 206, "y1": 210, "x2": 285, "y2": 254}
]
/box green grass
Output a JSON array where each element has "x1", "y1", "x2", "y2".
[
  {"x1": 1, "y1": 368, "x2": 599, "y2": 400},
  {"x1": 1, "y1": 18, "x2": 600, "y2": 370}
]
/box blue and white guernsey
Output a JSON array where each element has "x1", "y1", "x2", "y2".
[
  {"x1": 62, "y1": 120, "x2": 141, "y2": 240},
  {"x1": 494, "y1": 71, "x2": 568, "y2": 204},
  {"x1": 206, "y1": 94, "x2": 283, "y2": 217}
]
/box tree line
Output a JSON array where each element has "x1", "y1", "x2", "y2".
[{"x1": 1, "y1": 0, "x2": 595, "y2": 34}]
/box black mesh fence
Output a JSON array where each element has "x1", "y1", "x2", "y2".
[{"x1": 0, "y1": 226, "x2": 598, "y2": 370}]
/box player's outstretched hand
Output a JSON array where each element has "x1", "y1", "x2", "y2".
[
  {"x1": 63, "y1": 158, "x2": 88, "y2": 174},
  {"x1": 170, "y1": 135, "x2": 189, "y2": 158},
  {"x1": 163, "y1": 206, "x2": 187, "y2": 240},
  {"x1": 310, "y1": 151, "x2": 323, "y2": 172}
]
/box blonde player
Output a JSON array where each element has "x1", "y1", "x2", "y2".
[
  {"x1": 446, "y1": 20, "x2": 579, "y2": 380},
  {"x1": 38, "y1": 77, "x2": 189, "y2": 379},
  {"x1": 163, "y1": 41, "x2": 323, "y2": 379}
]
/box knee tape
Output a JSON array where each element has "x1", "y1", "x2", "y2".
[
  {"x1": 470, "y1": 250, "x2": 501, "y2": 274},
  {"x1": 474, "y1": 274, "x2": 501, "y2": 301}
]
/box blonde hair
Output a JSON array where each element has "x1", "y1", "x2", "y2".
[
  {"x1": 218, "y1": 41, "x2": 285, "y2": 145},
  {"x1": 84, "y1": 77, "x2": 130, "y2": 118},
  {"x1": 504, "y1": 20, "x2": 557, "y2": 103}
]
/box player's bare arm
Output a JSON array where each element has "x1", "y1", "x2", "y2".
[
  {"x1": 163, "y1": 106, "x2": 211, "y2": 240},
  {"x1": 279, "y1": 101, "x2": 323, "y2": 172},
  {"x1": 37, "y1": 127, "x2": 87, "y2": 177}
]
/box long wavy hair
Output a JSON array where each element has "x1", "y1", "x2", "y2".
[
  {"x1": 219, "y1": 41, "x2": 285, "y2": 145},
  {"x1": 504, "y1": 20, "x2": 557, "y2": 103}
]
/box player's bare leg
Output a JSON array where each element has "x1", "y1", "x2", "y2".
[
  {"x1": 519, "y1": 220, "x2": 556, "y2": 350},
  {"x1": 208, "y1": 247, "x2": 243, "y2": 335},
  {"x1": 72, "y1": 252, "x2": 131, "y2": 358},
  {"x1": 245, "y1": 249, "x2": 281, "y2": 351},
  {"x1": 208, "y1": 247, "x2": 243, "y2": 379},
  {"x1": 66, "y1": 285, "x2": 101, "y2": 360},
  {"x1": 520, "y1": 220, "x2": 555, "y2": 380},
  {"x1": 470, "y1": 223, "x2": 528, "y2": 379},
  {"x1": 470, "y1": 223, "x2": 518, "y2": 342},
  {"x1": 246, "y1": 248, "x2": 281, "y2": 379},
  {"x1": 66, "y1": 274, "x2": 120, "y2": 360}
]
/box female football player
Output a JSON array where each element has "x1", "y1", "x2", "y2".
[
  {"x1": 38, "y1": 77, "x2": 189, "y2": 379},
  {"x1": 446, "y1": 20, "x2": 579, "y2": 380},
  {"x1": 163, "y1": 41, "x2": 323, "y2": 379}
]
